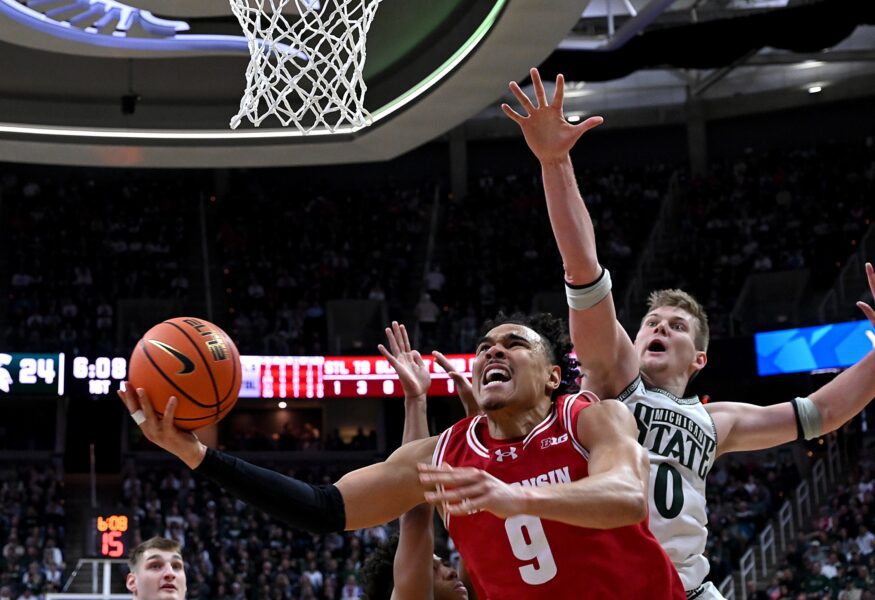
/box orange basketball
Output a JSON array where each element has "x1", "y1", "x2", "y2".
[{"x1": 128, "y1": 317, "x2": 241, "y2": 430}]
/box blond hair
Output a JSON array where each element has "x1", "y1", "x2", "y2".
[
  {"x1": 646, "y1": 289, "x2": 710, "y2": 352},
  {"x1": 128, "y1": 537, "x2": 182, "y2": 571}
]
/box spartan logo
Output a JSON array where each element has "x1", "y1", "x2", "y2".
[
  {"x1": 148, "y1": 340, "x2": 196, "y2": 375},
  {"x1": 0, "y1": 353, "x2": 12, "y2": 393},
  {"x1": 494, "y1": 447, "x2": 518, "y2": 462}
]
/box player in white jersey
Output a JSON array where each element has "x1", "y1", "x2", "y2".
[{"x1": 503, "y1": 67, "x2": 875, "y2": 598}]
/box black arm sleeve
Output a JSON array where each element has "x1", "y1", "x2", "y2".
[{"x1": 194, "y1": 447, "x2": 346, "y2": 533}]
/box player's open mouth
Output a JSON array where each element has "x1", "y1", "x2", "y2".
[
  {"x1": 482, "y1": 365, "x2": 512, "y2": 388},
  {"x1": 160, "y1": 584, "x2": 177, "y2": 591},
  {"x1": 647, "y1": 340, "x2": 666, "y2": 353}
]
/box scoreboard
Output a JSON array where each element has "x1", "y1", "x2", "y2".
[
  {"x1": 0, "y1": 351, "x2": 474, "y2": 399},
  {"x1": 0, "y1": 352, "x2": 64, "y2": 396},
  {"x1": 239, "y1": 354, "x2": 474, "y2": 399}
]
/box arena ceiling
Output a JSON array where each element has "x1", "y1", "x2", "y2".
[
  {"x1": 0, "y1": 0, "x2": 872, "y2": 168},
  {"x1": 0, "y1": 0, "x2": 589, "y2": 167}
]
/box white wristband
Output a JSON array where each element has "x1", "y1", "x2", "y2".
[
  {"x1": 565, "y1": 268, "x2": 612, "y2": 311},
  {"x1": 794, "y1": 396, "x2": 823, "y2": 440}
]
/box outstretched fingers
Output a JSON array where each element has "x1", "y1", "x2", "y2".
[
  {"x1": 398, "y1": 322, "x2": 412, "y2": 353},
  {"x1": 384, "y1": 323, "x2": 402, "y2": 356},
  {"x1": 377, "y1": 344, "x2": 401, "y2": 370},
  {"x1": 574, "y1": 115, "x2": 605, "y2": 136},
  {"x1": 857, "y1": 262, "x2": 875, "y2": 325},
  {"x1": 552, "y1": 73, "x2": 565, "y2": 110},
  {"x1": 530, "y1": 68, "x2": 548, "y2": 108},
  {"x1": 501, "y1": 103, "x2": 526, "y2": 125},
  {"x1": 508, "y1": 81, "x2": 536, "y2": 115}
]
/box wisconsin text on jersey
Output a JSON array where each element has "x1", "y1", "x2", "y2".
[
  {"x1": 509, "y1": 466, "x2": 571, "y2": 488},
  {"x1": 633, "y1": 404, "x2": 716, "y2": 478}
]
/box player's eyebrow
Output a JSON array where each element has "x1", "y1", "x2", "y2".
[
  {"x1": 644, "y1": 312, "x2": 690, "y2": 323},
  {"x1": 476, "y1": 332, "x2": 532, "y2": 348}
]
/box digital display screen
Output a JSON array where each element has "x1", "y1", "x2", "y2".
[
  {"x1": 755, "y1": 319, "x2": 874, "y2": 376},
  {"x1": 239, "y1": 354, "x2": 475, "y2": 399},
  {"x1": 69, "y1": 355, "x2": 128, "y2": 395},
  {"x1": 0, "y1": 352, "x2": 475, "y2": 399},
  {"x1": 91, "y1": 514, "x2": 130, "y2": 558},
  {"x1": 0, "y1": 352, "x2": 64, "y2": 396}
]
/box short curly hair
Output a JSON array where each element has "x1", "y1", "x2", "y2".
[
  {"x1": 360, "y1": 533, "x2": 399, "y2": 600},
  {"x1": 480, "y1": 312, "x2": 580, "y2": 399}
]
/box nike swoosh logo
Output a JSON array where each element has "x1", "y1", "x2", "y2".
[{"x1": 148, "y1": 340, "x2": 196, "y2": 375}]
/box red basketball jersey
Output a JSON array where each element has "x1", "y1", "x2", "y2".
[{"x1": 432, "y1": 393, "x2": 685, "y2": 599}]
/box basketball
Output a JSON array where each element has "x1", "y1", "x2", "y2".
[{"x1": 128, "y1": 317, "x2": 241, "y2": 431}]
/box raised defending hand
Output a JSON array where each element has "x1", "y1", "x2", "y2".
[
  {"x1": 502, "y1": 67, "x2": 603, "y2": 164},
  {"x1": 419, "y1": 464, "x2": 527, "y2": 519},
  {"x1": 117, "y1": 383, "x2": 205, "y2": 469},
  {"x1": 433, "y1": 350, "x2": 477, "y2": 417},
  {"x1": 857, "y1": 262, "x2": 875, "y2": 328},
  {"x1": 378, "y1": 321, "x2": 430, "y2": 400}
]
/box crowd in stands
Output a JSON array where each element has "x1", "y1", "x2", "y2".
[
  {"x1": 222, "y1": 425, "x2": 377, "y2": 453},
  {"x1": 744, "y1": 455, "x2": 875, "y2": 599},
  {"x1": 0, "y1": 171, "x2": 199, "y2": 356},
  {"x1": 703, "y1": 453, "x2": 803, "y2": 586},
  {"x1": 216, "y1": 181, "x2": 432, "y2": 356},
  {"x1": 651, "y1": 138, "x2": 875, "y2": 337},
  {"x1": 121, "y1": 463, "x2": 392, "y2": 600},
  {"x1": 2, "y1": 135, "x2": 872, "y2": 358},
  {"x1": 427, "y1": 164, "x2": 667, "y2": 352},
  {"x1": 0, "y1": 465, "x2": 66, "y2": 600}
]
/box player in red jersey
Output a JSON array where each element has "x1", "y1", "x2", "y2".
[{"x1": 119, "y1": 312, "x2": 684, "y2": 599}]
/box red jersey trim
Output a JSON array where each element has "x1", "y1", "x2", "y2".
[
  {"x1": 465, "y1": 416, "x2": 490, "y2": 458},
  {"x1": 522, "y1": 409, "x2": 559, "y2": 449}
]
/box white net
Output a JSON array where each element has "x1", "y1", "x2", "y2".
[{"x1": 228, "y1": 0, "x2": 383, "y2": 132}]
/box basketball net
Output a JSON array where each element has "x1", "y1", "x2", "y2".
[{"x1": 228, "y1": 0, "x2": 383, "y2": 132}]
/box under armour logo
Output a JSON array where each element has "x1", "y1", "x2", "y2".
[
  {"x1": 0, "y1": 354, "x2": 13, "y2": 393},
  {"x1": 494, "y1": 447, "x2": 518, "y2": 462}
]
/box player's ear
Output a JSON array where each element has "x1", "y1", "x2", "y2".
[
  {"x1": 546, "y1": 365, "x2": 561, "y2": 394},
  {"x1": 126, "y1": 573, "x2": 137, "y2": 594},
  {"x1": 691, "y1": 351, "x2": 707, "y2": 374}
]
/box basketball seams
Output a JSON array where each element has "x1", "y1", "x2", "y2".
[
  {"x1": 163, "y1": 320, "x2": 222, "y2": 413},
  {"x1": 139, "y1": 340, "x2": 216, "y2": 409},
  {"x1": 132, "y1": 318, "x2": 241, "y2": 431},
  {"x1": 217, "y1": 342, "x2": 241, "y2": 412}
]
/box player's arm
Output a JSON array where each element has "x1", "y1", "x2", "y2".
[
  {"x1": 502, "y1": 68, "x2": 638, "y2": 398},
  {"x1": 712, "y1": 262, "x2": 875, "y2": 456},
  {"x1": 380, "y1": 321, "x2": 437, "y2": 600},
  {"x1": 118, "y1": 385, "x2": 434, "y2": 533},
  {"x1": 420, "y1": 400, "x2": 648, "y2": 529}
]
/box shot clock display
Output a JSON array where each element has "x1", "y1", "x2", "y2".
[
  {"x1": 91, "y1": 513, "x2": 130, "y2": 558},
  {"x1": 0, "y1": 351, "x2": 474, "y2": 399}
]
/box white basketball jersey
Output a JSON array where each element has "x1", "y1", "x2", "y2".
[{"x1": 617, "y1": 375, "x2": 718, "y2": 591}]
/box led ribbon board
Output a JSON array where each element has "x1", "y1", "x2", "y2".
[
  {"x1": 755, "y1": 320, "x2": 875, "y2": 376},
  {"x1": 239, "y1": 354, "x2": 475, "y2": 399}
]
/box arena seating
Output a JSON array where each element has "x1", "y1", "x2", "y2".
[
  {"x1": 743, "y1": 457, "x2": 875, "y2": 598},
  {"x1": 2, "y1": 136, "x2": 871, "y2": 356},
  {"x1": 0, "y1": 464, "x2": 66, "y2": 599},
  {"x1": 122, "y1": 463, "x2": 389, "y2": 600}
]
